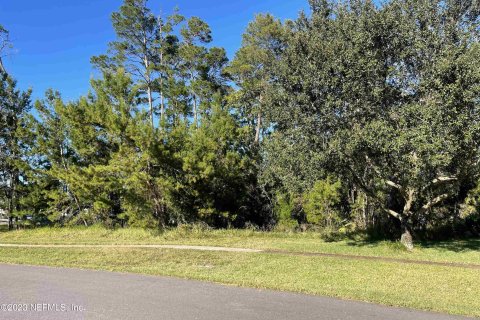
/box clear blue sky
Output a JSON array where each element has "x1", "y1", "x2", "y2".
[{"x1": 0, "y1": 0, "x2": 309, "y2": 102}]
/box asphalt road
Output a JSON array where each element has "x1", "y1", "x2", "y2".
[{"x1": 0, "y1": 264, "x2": 474, "y2": 320}]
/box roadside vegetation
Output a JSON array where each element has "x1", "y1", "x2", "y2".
[
  {"x1": 0, "y1": 244, "x2": 478, "y2": 317},
  {"x1": 1, "y1": 0, "x2": 479, "y2": 250},
  {"x1": 1, "y1": 226, "x2": 479, "y2": 265},
  {"x1": 0, "y1": 0, "x2": 480, "y2": 317}
]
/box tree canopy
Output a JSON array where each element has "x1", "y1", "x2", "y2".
[{"x1": 1, "y1": 0, "x2": 479, "y2": 248}]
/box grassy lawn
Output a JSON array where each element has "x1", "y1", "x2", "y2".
[
  {"x1": 0, "y1": 227, "x2": 479, "y2": 317},
  {"x1": 0, "y1": 246, "x2": 478, "y2": 317},
  {"x1": 0, "y1": 226, "x2": 479, "y2": 264}
]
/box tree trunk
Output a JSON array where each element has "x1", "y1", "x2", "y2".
[
  {"x1": 143, "y1": 41, "x2": 154, "y2": 130},
  {"x1": 362, "y1": 194, "x2": 368, "y2": 229},
  {"x1": 0, "y1": 57, "x2": 5, "y2": 73},
  {"x1": 147, "y1": 85, "x2": 154, "y2": 129},
  {"x1": 254, "y1": 111, "x2": 262, "y2": 145},
  {"x1": 400, "y1": 221, "x2": 414, "y2": 250},
  {"x1": 385, "y1": 209, "x2": 414, "y2": 250},
  {"x1": 7, "y1": 169, "x2": 16, "y2": 231},
  {"x1": 160, "y1": 86, "x2": 165, "y2": 127},
  {"x1": 193, "y1": 96, "x2": 198, "y2": 128},
  {"x1": 189, "y1": 70, "x2": 198, "y2": 128},
  {"x1": 8, "y1": 216, "x2": 13, "y2": 231},
  {"x1": 400, "y1": 189, "x2": 415, "y2": 250},
  {"x1": 8, "y1": 193, "x2": 13, "y2": 231},
  {"x1": 254, "y1": 95, "x2": 264, "y2": 144},
  {"x1": 159, "y1": 21, "x2": 165, "y2": 128}
]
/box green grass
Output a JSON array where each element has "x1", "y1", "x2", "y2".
[
  {"x1": 1, "y1": 226, "x2": 479, "y2": 264},
  {"x1": 0, "y1": 227, "x2": 479, "y2": 316},
  {"x1": 0, "y1": 246, "x2": 478, "y2": 317}
]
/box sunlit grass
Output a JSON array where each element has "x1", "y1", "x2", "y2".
[
  {"x1": 0, "y1": 246, "x2": 478, "y2": 317},
  {"x1": 0, "y1": 226, "x2": 479, "y2": 264}
]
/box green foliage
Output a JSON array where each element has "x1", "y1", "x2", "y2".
[
  {"x1": 178, "y1": 100, "x2": 254, "y2": 226},
  {"x1": 0, "y1": 69, "x2": 33, "y2": 227},
  {"x1": 2, "y1": 2, "x2": 272, "y2": 230},
  {"x1": 262, "y1": 0, "x2": 480, "y2": 244},
  {"x1": 2, "y1": 0, "x2": 480, "y2": 244},
  {"x1": 458, "y1": 183, "x2": 480, "y2": 236},
  {"x1": 303, "y1": 178, "x2": 342, "y2": 227},
  {"x1": 274, "y1": 193, "x2": 298, "y2": 230},
  {"x1": 226, "y1": 14, "x2": 286, "y2": 145}
]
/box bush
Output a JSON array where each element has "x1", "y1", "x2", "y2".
[
  {"x1": 303, "y1": 178, "x2": 342, "y2": 227},
  {"x1": 274, "y1": 193, "x2": 299, "y2": 230}
]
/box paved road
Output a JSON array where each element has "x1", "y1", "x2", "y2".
[{"x1": 0, "y1": 264, "x2": 474, "y2": 320}]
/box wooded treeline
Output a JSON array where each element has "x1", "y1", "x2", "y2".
[{"x1": 1, "y1": 0, "x2": 480, "y2": 248}]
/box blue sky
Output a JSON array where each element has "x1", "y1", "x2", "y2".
[{"x1": 0, "y1": 0, "x2": 309, "y2": 102}]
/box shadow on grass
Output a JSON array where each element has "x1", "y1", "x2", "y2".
[
  {"x1": 344, "y1": 236, "x2": 480, "y2": 253},
  {"x1": 417, "y1": 239, "x2": 480, "y2": 253}
]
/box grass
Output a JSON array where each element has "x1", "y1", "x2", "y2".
[
  {"x1": 0, "y1": 226, "x2": 479, "y2": 317},
  {"x1": 0, "y1": 246, "x2": 478, "y2": 317},
  {"x1": 0, "y1": 226, "x2": 479, "y2": 264}
]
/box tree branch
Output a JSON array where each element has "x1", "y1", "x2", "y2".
[
  {"x1": 386, "y1": 180, "x2": 404, "y2": 192},
  {"x1": 385, "y1": 208, "x2": 403, "y2": 222},
  {"x1": 419, "y1": 193, "x2": 449, "y2": 214},
  {"x1": 421, "y1": 176, "x2": 457, "y2": 193},
  {"x1": 365, "y1": 156, "x2": 406, "y2": 195},
  {"x1": 431, "y1": 176, "x2": 457, "y2": 185}
]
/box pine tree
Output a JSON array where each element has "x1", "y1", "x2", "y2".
[
  {"x1": 227, "y1": 14, "x2": 285, "y2": 145},
  {"x1": 0, "y1": 70, "x2": 32, "y2": 229},
  {"x1": 178, "y1": 17, "x2": 228, "y2": 127},
  {"x1": 0, "y1": 24, "x2": 12, "y2": 73},
  {"x1": 91, "y1": 0, "x2": 183, "y2": 130}
]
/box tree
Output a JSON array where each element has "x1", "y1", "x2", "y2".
[
  {"x1": 0, "y1": 71, "x2": 32, "y2": 229},
  {"x1": 178, "y1": 94, "x2": 258, "y2": 226},
  {"x1": 304, "y1": 178, "x2": 341, "y2": 227},
  {"x1": 24, "y1": 91, "x2": 78, "y2": 225},
  {"x1": 155, "y1": 9, "x2": 185, "y2": 127},
  {"x1": 227, "y1": 14, "x2": 286, "y2": 145},
  {"x1": 178, "y1": 17, "x2": 227, "y2": 127},
  {"x1": 92, "y1": 0, "x2": 183, "y2": 130},
  {"x1": 332, "y1": 0, "x2": 480, "y2": 249},
  {"x1": 264, "y1": 0, "x2": 480, "y2": 248},
  {"x1": 0, "y1": 24, "x2": 12, "y2": 73}
]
